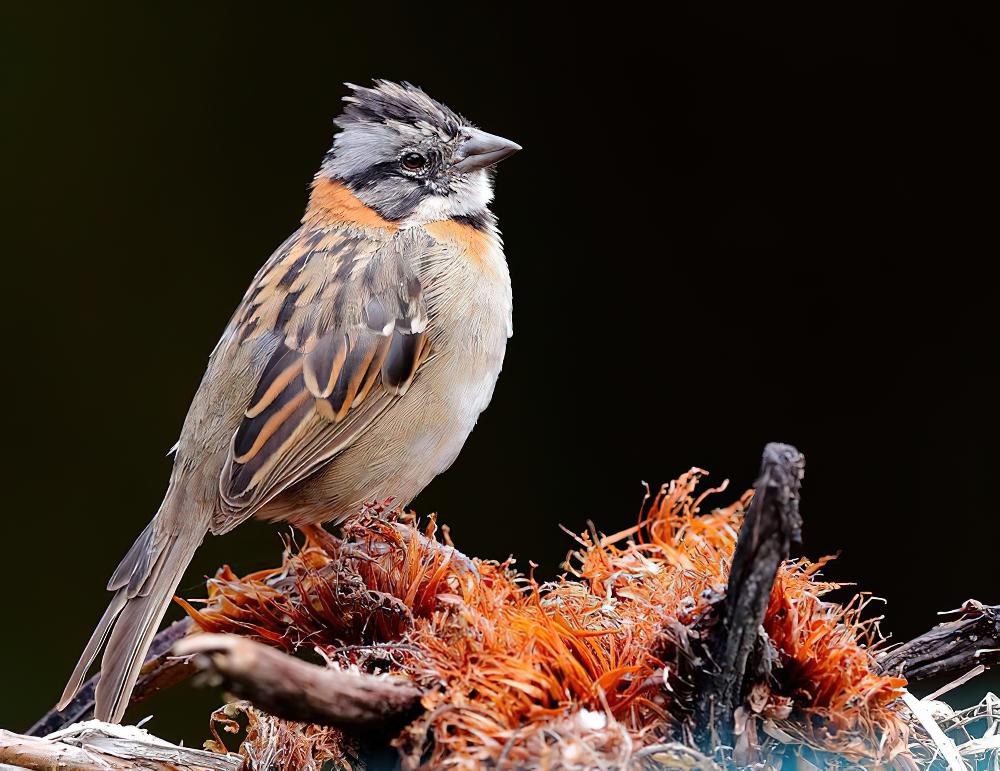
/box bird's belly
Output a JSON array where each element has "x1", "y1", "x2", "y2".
[{"x1": 257, "y1": 343, "x2": 506, "y2": 527}]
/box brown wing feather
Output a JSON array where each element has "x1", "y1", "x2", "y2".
[
  {"x1": 214, "y1": 226, "x2": 430, "y2": 530},
  {"x1": 303, "y1": 333, "x2": 348, "y2": 399}
]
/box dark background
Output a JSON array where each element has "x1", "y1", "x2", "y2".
[{"x1": 2, "y1": 3, "x2": 995, "y2": 745}]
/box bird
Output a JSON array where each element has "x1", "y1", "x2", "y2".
[{"x1": 58, "y1": 80, "x2": 520, "y2": 722}]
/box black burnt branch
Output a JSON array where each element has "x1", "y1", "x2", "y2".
[
  {"x1": 878, "y1": 600, "x2": 1000, "y2": 682},
  {"x1": 692, "y1": 442, "x2": 806, "y2": 751}
]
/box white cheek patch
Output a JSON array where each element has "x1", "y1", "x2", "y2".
[
  {"x1": 404, "y1": 171, "x2": 494, "y2": 225},
  {"x1": 457, "y1": 171, "x2": 494, "y2": 212},
  {"x1": 410, "y1": 195, "x2": 454, "y2": 223}
]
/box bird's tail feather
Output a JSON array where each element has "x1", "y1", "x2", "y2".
[
  {"x1": 57, "y1": 588, "x2": 128, "y2": 708},
  {"x1": 58, "y1": 508, "x2": 205, "y2": 722}
]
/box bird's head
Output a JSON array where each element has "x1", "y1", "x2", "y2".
[{"x1": 319, "y1": 80, "x2": 520, "y2": 224}]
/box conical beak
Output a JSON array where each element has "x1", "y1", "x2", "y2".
[{"x1": 451, "y1": 127, "x2": 522, "y2": 172}]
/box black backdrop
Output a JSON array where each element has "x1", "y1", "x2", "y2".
[{"x1": 2, "y1": 3, "x2": 996, "y2": 743}]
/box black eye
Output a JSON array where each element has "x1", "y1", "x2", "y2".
[{"x1": 401, "y1": 152, "x2": 427, "y2": 172}]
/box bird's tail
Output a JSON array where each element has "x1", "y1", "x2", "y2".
[{"x1": 57, "y1": 497, "x2": 206, "y2": 723}]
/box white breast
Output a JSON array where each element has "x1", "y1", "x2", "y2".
[{"x1": 416, "y1": 226, "x2": 512, "y2": 473}]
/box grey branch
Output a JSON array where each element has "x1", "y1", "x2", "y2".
[
  {"x1": 692, "y1": 442, "x2": 805, "y2": 750},
  {"x1": 878, "y1": 600, "x2": 1000, "y2": 681},
  {"x1": 174, "y1": 633, "x2": 424, "y2": 732},
  {"x1": 0, "y1": 721, "x2": 241, "y2": 771}
]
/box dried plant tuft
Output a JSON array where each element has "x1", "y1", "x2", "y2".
[{"x1": 184, "y1": 471, "x2": 916, "y2": 768}]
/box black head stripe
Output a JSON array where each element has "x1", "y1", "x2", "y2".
[{"x1": 337, "y1": 80, "x2": 464, "y2": 137}]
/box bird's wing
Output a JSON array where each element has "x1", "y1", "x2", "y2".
[{"x1": 213, "y1": 226, "x2": 431, "y2": 531}]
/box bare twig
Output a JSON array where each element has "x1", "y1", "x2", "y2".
[
  {"x1": 28, "y1": 617, "x2": 197, "y2": 737},
  {"x1": 692, "y1": 442, "x2": 805, "y2": 750},
  {"x1": 175, "y1": 633, "x2": 424, "y2": 733},
  {"x1": 1, "y1": 721, "x2": 241, "y2": 770},
  {"x1": 878, "y1": 600, "x2": 1000, "y2": 682}
]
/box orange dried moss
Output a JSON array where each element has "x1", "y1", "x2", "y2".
[
  {"x1": 183, "y1": 471, "x2": 909, "y2": 768},
  {"x1": 210, "y1": 701, "x2": 354, "y2": 771}
]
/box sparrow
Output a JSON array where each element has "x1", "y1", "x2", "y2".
[{"x1": 58, "y1": 80, "x2": 520, "y2": 722}]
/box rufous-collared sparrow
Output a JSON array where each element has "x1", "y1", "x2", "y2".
[{"x1": 58, "y1": 80, "x2": 520, "y2": 722}]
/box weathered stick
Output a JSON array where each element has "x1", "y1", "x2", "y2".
[
  {"x1": 878, "y1": 600, "x2": 1000, "y2": 681},
  {"x1": 693, "y1": 442, "x2": 805, "y2": 750},
  {"x1": 175, "y1": 633, "x2": 424, "y2": 733},
  {"x1": 28, "y1": 617, "x2": 197, "y2": 737},
  {"x1": 0, "y1": 721, "x2": 241, "y2": 770}
]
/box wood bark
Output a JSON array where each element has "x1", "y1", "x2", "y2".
[
  {"x1": 692, "y1": 442, "x2": 805, "y2": 750},
  {"x1": 878, "y1": 600, "x2": 1000, "y2": 681},
  {"x1": 0, "y1": 723, "x2": 241, "y2": 771},
  {"x1": 174, "y1": 633, "x2": 424, "y2": 733}
]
